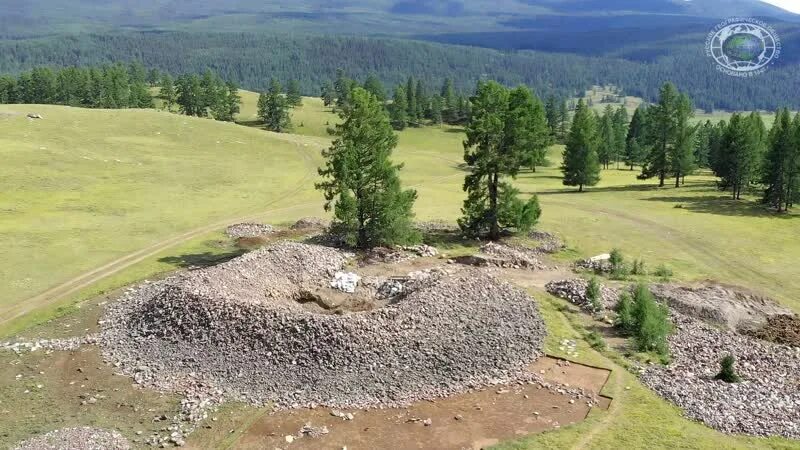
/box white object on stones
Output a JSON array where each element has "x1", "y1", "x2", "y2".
[{"x1": 331, "y1": 272, "x2": 361, "y2": 293}]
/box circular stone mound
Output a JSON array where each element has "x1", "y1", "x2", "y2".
[
  {"x1": 99, "y1": 242, "x2": 547, "y2": 409},
  {"x1": 224, "y1": 222, "x2": 275, "y2": 238},
  {"x1": 13, "y1": 427, "x2": 130, "y2": 450}
]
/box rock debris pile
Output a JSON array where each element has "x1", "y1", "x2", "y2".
[
  {"x1": 290, "y1": 217, "x2": 330, "y2": 230},
  {"x1": 13, "y1": 427, "x2": 131, "y2": 450},
  {"x1": 527, "y1": 231, "x2": 565, "y2": 254},
  {"x1": 224, "y1": 222, "x2": 275, "y2": 238},
  {"x1": 649, "y1": 282, "x2": 794, "y2": 332},
  {"x1": 742, "y1": 314, "x2": 800, "y2": 347},
  {"x1": 454, "y1": 242, "x2": 547, "y2": 270},
  {"x1": 545, "y1": 279, "x2": 620, "y2": 311},
  {"x1": 98, "y1": 242, "x2": 549, "y2": 411},
  {"x1": 641, "y1": 312, "x2": 800, "y2": 439}
]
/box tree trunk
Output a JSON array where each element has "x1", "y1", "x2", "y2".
[
  {"x1": 675, "y1": 173, "x2": 680, "y2": 188},
  {"x1": 489, "y1": 171, "x2": 499, "y2": 240},
  {"x1": 659, "y1": 170, "x2": 665, "y2": 187},
  {"x1": 579, "y1": 183, "x2": 584, "y2": 193}
]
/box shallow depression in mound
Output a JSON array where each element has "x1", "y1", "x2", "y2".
[{"x1": 99, "y1": 242, "x2": 547, "y2": 409}]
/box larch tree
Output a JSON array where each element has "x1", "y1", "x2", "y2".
[
  {"x1": 509, "y1": 86, "x2": 550, "y2": 172},
  {"x1": 159, "y1": 74, "x2": 177, "y2": 111},
  {"x1": 762, "y1": 109, "x2": 800, "y2": 211},
  {"x1": 363, "y1": 74, "x2": 386, "y2": 103},
  {"x1": 719, "y1": 113, "x2": 759, "y2": 199},
  {"x1": 258, "y1": 78, "x2": 291, "y2": 133},
  {"x1": 286, "y1": 79, "x2": 303, "y2": 107},
  {"x1": 390, "y1": 85, "x2": 408, "y2": 130},
  {"x1": 562, "y1": 99, "x2": 600, "y2": 192},
  {"x1": 459, "y1": 82, "x2": 542, "y2": 240},
  {"x1": 613, "y1": 105, "x2": 629, "y2": 169},
  {"x1": 669, "y1": 94, "x2": 697, "y2": 187},
  {"x1": 643, "y1": 82, "x2": 680, "y2": 187},
  {"x1": 624, "y1": 105, "x2": 648, "y2": 170},
  {"x1": 597, "y1": 105, "x2": 616, "y2": 170},
  {"x1": 316, "y1": 87, "x2": 418, "y2": 248}
]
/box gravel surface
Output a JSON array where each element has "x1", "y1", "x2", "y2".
[
  {"x1": 476, "y1": 242, "x2": 547, "y2": 270},
  {"x1": 224, "y1": 223, "x2": 275, "y2": 238},
  {"x1": 641, "y1": 312, "x2": 800, "y2": 439},
  {"x1": 545, "y1": 279, "x2": 620, "y2": 311},
  {"x1": 13, "y1": 427, "x2": 130, "y2": 450},
  {"x1": 98, "y1": 242, "x2": 549, "y2": 410}
]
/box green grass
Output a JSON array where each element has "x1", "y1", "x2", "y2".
[{"x1": 2, "y1": 95, "x2": 800, "y2": 449}]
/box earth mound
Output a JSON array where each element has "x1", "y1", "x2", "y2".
[
  {"x1": 649, "y1": 282, "x2": 793, "y2": 332},
  {"x1": 13, "y1": 427, "x2": 130, "y2": 450},
  {"x1": 99, "y1": 242, "x2": 547, "y2": 409}
]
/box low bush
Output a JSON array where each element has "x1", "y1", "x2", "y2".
[
  {"x1": 654, "y1": 264, "x2": 673, "y2": 279},
  {"x1": 715, "y1": 355, "x2": 742, "y2": 383},
  {"x1": 615, "y1": 284, "x2": 672, "y2": 357},
  {"x1": 586, "y1": 277, "x2": 602, "y2": 311}
]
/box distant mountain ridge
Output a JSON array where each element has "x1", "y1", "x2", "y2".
[{"x1": 1, "y1": 0, "x2": 796, "y2": 38}]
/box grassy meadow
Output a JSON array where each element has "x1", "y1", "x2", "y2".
[{"x1": 1, "y1": 94, "x2": 799, "y2": 449}]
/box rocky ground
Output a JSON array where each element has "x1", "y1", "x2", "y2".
[
  {"x1": 742, "y1": 314, "x2": 800, "y2": 347},
  {"x1": 641, "y1": 312, "x2": 800, "y2": 439},
  {"x1": 649, "y1": 282, "x2": 794, "y2": 332},
  {"x1": 224, "y1": 223, "x2": 275, "y2": 238},
  {"x1": 98, "y1": 242, "x2": 552, "y2": 412},
  {"x1": 12, "y1": 427, "x2": 131, "y2": 450},
  {"x1": 544, "y1": 279, "x2": 620, "y2": 312},
  {"x1": 527, "y1": 231, "x2": 565, "y2": 254}
]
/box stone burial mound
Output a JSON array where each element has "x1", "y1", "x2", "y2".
[
  {"x1": 99, "y1": 242, "x2": 548, "y2": 410},
  {"x1": 224, "y1": 222, "x2": 275, "y2": 238}
]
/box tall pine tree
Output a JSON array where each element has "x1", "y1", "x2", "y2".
[
  {"x1": 562, "y1": 99, "x2": 600, "y2": 192},
  {"x1": 316, "y1": 88, "x2": 418, "y2": 248}
]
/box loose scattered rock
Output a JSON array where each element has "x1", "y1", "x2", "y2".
[
  {"x1": 26, "y1": 113, "x2": 43, "y2": 120},
  {"x1": 527, "y1": 231, "x2": 565, "y2": 254},
  {"x1": 575, "y1": 254, "x2": 612, "y2": 273},
  {"x1": 545, "y1": 279, "x2": 620, "y2": 311},
  {"x1": 13, "y1": 427, "x2": 130, "y2": 450},
  {"x1": 641, "y1": 312, "x2": 800, "y2": 439},
  {"x1": 224, "y1": 223, "x2": 275, "y2": 239}
]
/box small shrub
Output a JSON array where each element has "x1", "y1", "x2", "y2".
[
  {"x1": 715, "y1": 355, "x2": 742, "y2": 383},
  {"x1": 631, "y1": 284, "x2": 671, "y2": 355},
  {"x1": 631, "y1": 259, "x2": 647, "y2": 275},
  {"x1": 608, "y1": 248, "x2": 630, "y2": 279},
  {"x1": 654, "y1": 264, "x2": 673, "y2": 279},
  {"x1": 586, "y1": 277, "x2": 602, "y2": 311},
  {"x1": 615, "y1": 292, "x2": 636, "y2": 334}
]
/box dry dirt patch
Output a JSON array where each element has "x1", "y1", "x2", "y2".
[{"x1": 233, "y1": 357, "x2": 610, "y2": 450}]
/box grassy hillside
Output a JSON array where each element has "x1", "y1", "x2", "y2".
[{"x1": 2, "y1": 97, "x2": 800, "y2": 449}]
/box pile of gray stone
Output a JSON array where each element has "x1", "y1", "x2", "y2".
[
  {"x1": 13, "y1": 427, "x2": 130, "y2": 450},
  {"x1": 472, "y1": 242, "x2": 547, "y2": 270},
  {"x1": 528, "y1": 231, "x2": 565, "y2": 254},
  {"x1": 98, "y1": 242, "x2": 551, "y2": 411},
  {"x1": 224, "y1": 222, "x2": 275, "y2": 238},
  {"x1": 574, "y1": 254, "x2": 612, "y2": 273},
  {"x1": 641, "y1": 312, "x2": 800, "y2": 439},
  {"x1": 290, "y1": 217, "x2": 330, "y2": 230},
  {"x1": 545, "y1": 279, "x2": 620, "y2": 311}
]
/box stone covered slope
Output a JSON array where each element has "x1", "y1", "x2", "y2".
[{"x1": 99, "y1": 242, "x2": 548, "y2": 409}]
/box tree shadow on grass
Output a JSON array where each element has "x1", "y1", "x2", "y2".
[
  {"x1": 158, "y1": 250, "x2": 247, "y2": 269},
  {"x1": 530, "y1": 183, "x2": 665, "y2": 196},
  {"x1": 643, "y1": 194, "x2": 798, "y2": 219},
  {"x1": 444, "y1": 127, "x2": 466, "y2": 134}
]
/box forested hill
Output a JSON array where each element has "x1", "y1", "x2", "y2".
[{"x1": 1, "y1": 32, "x2": 798, "y2": 111}]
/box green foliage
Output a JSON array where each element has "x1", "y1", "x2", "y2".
[
  {"x1": 321, "y1": 81, "x2": 335, "y2": 107},
  {"x1": 609, "y1": 248, "x2": 629, "y2": 279},
  {"x1": 561, "y1": 99, "x2": 600, "y2": 192},
  {"x1": 761, "y1": 109, "x2": 800, "y2": 212},
  {"x1": 586, "y1": 277, "x2": 602, "y2": 312},
  {"x1": 713, "y1": 113, "x2": 762, "y2": 199},
  {"x1": 497, "y1": 185, "x2": 542, "y2": 234},
  {"x1": 641, "y1": 83, "x2": 696, "y2": 187},
  {"x1": 286, "y1": 79, "x2": 303, "y2": 107},
  {"x1": 316, "y1": 88, "x2": 418, "y2": 249},
  {"x1": 258, "y1": 78, "x2": 292, "y2": 132},
  {"x1": 615, "y1": 292, "x2": 636, "y2": 334},
  {"x1": 362, "y1": 74, "x2": 386, "y2": 103},
  {"x1": 459, "y1": 82, "x2": 548, "y2": 239},
  {"x1": 631, "y1": 259, "x2": 647, "y2": 276},
  {"x1": 159, "y1": 74, "x2": 177, "y2": 110},
  {"x1": 654, "y1": 264, "x2": 673, "y2": 279},
  {"x1": 630, "y1": 284, "x2": 672, "y2": 356},
  {"x1": 390, "y1": 85, "x2": 408, "y2": 130},
  {"x1": 585, "y1": 331, "x2": 606, "y2": 351},
  {"x1": 715, "y1": 355, "x2": 742, "y2": 383}
]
